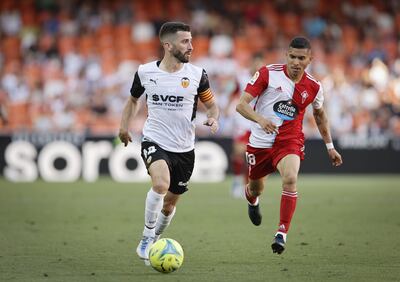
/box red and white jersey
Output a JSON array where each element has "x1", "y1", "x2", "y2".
[{"x1": 244, "y1": 64, "x2": 324, "y2": 148}]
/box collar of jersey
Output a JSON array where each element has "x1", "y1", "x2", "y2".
[{"x1": 156, "y1": 60, "x2": 186, "y2": 74}]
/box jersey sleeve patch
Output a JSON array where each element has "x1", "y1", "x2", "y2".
[
  {"x1": 244, "y1": 66, "x2": 269, "y2": 97},
  {"x1": 249, "y1": 71, "x2": 259, "y2": 85}
]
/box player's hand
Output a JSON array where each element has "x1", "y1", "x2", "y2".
[
  {"x1": 203, "y1": 117, "x2": 219, "y2": 134},
  {"x1": 258, "y1": 118, "x2": 279, "y2": 134},
  {"x1": 328, "y1": 149, "x2": 343, "y2": 167},
  {"x1": 118, "y1": 129, "x2": 132, "y2": 147}
]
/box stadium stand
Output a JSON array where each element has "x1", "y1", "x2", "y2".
[{"x1": 0, "y1": 0, "x2": 399, "y2": 139}]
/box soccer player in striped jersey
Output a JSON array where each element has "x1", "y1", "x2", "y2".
[
  {"x1": 236, "y1": 37, "x2": 342, "y2": 254},
  {"x1": 119, "y1": 22, "x2": 219, "y2": 264}
]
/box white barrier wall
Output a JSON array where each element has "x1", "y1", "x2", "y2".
[{"x1": 3, "y1": 140, "x2": 229, "y2": 183}]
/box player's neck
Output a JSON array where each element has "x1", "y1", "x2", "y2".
[{"x1": 159, "y1": 56, "x2": 184, "y2": 73}]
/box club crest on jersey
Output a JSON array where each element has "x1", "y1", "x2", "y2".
[
  {"x1": 181, "y1": 77, "x2": 190, "y2": 88},
  {"x1": 273, "y1": 100, "x2": 298, "y2": 121},
  {"x1": 249, "y1": 71, "x2": 259, "y2": 85},
  {"x1": 301, "y1": 90, "x2": 309, "y2": 104}
]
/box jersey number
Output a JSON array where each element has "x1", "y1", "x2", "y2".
[
  {"x1": 143, "y1": 146, "x2": 157, "y2": 160},
  {"x1": 246, "y1": 153, "x2": 256, "y2": 166}
]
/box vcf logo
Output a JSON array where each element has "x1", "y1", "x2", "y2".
[
  {"x1": 300, "y1": 90, "x2": 309, "y2": 104},
  {"x1": 152, "y1": 94, "x2": 184, "y2": 103}
]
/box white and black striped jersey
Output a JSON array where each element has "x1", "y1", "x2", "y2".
[{"x1": 130, "y1": 61, "x2": 214, "y2": 153}]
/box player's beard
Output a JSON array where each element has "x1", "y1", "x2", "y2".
[
  {"x1": 288, "y1": 65, "x2": 302, "y2": 80},
  {"x1": 172, "y1": 48, "x2": 190, "y2": 63}
]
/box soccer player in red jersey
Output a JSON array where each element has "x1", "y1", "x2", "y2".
[{"x1": 236, "y1": 37, "x2": 343, "y2": 254}]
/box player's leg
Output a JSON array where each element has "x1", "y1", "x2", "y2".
[
  {"x1": 245, "y1": 145, "x2": 274, "y2": 226},
  {"x1": 246, "y1": 177, "x2": 265, "y2": 226},
  {"x1": 153, "y1": 148, "x2": 194, "y2": 241},
  {"x1": 137, "y1": 142, "x2": 171, "y2": 263},
  {"x1": 154, "y1": 191, "x2": 180, "y2": 241},
  {"x1": 272, "y1": 154, "x2": 300, "y2": 254},
  {"x1": 144, "y1": 159, "x2": 170, "y2": 231},
  {"x1": 137, "y1": 159, "x2": 170, "y2": 262}
]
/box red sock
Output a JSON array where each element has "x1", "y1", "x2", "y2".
[
  {"x1": 278, "y1": 191, "x2": 298, "y2": 233},
  {"x1": 245, "y1": 184, "x2": 258, "y2": 205}
]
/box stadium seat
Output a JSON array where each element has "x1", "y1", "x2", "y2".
[
  {"x1": 79, "y1": 35, "x2": 96, "y2": 57},
  {"x1": 192, "y1": 36, "x2": 210, "y2": 59},
  {"x1": 7, "y1": 102, "x2": 31, "y2": 130}
]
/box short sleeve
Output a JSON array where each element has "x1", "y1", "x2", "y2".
[
  {"x1": 312, "y1": 82, "x2": 324, "y2": 109},
  {"x1": 130, "y1": 71, "x2": 145, "y2": 98},
  {"x1": 244, "y1": 66, "x2": 269, "y2": 97},
  {"x1": 198, "y1": 69, "x2": 214, "y2": 103}
]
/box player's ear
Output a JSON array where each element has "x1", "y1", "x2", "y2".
[
  {"x1": 162, "y1": 41, "x2": 172, "y2": 51},
  {"x1": 308, "y1": 54, "x2": 313, "y2": 64},
  {"x1": 308, "y1": 49, "x2": 313, "y2": 62}
]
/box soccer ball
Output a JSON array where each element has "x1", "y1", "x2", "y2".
[{"x1": 149, "y1": 238, "x2": 184, "y2": 273}]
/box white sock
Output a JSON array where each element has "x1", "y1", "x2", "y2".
[
  {"x1": 155, "y1": 207, "x2": 176, "y2": 237},
  {"x1": 143, "y1": 188, "x2": 165, "y2": 236},
  {"x1": 275, "y1": 231, "x2": 287, "y2": 242}
]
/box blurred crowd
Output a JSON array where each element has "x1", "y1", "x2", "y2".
[{"x1": 0, "y1": 0, "x2": 400, "y2": 139}]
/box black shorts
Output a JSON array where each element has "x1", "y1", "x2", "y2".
[{"x1": 141, "y1": 141, "x2": 195, "y2": 195}]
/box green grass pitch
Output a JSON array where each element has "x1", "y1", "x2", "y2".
[{"x1": 0, "y1": 175, "x2": 399, "y2": 282}]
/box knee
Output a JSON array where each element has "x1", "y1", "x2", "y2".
[
  {"x1": 251, "y1": 190, "x2": 262, "y2": 197},
  {"x1": 153, "y1": 180, "x2": 169, "y2": 194},
  {"x1": 282, "y1": 174, "x2": 298, "y2": 190},
  {"x1": 248, "y1": 182, "x2": 263, "y2": 197}
]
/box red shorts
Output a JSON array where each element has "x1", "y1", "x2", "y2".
[{"x1": 246, "y1": 143, "x2": 305, "y2": 179}]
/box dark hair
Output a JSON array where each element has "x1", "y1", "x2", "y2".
[
  {"x1": 289, "y1": 36, "x2": 311, "y2": 50},
  {"x1": 159, "y1": 22, "x2": 191, "y2": 40}
]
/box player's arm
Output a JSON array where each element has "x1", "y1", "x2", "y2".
[
  {"x1": 198, "y1": 69, "x2": 219, "y2": 134},
  {"x1": 313, "y1": 107, "x2": 343, "y2": 166},
  {"x1": 236, "y1": 92, "x2": 278, "y2": 134},
  {"x1": 236, "y1": 66, "x2": 278, "y2": 134},
  {"x1": 119, "y1": 96, "x2": 139, "y2": 146},
  {"x1": 119, "y1": 71, "x2": 145, "y2": 146},
  {"x1": 202, "y1": 97, "x2": 219, "y2": 134}
]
